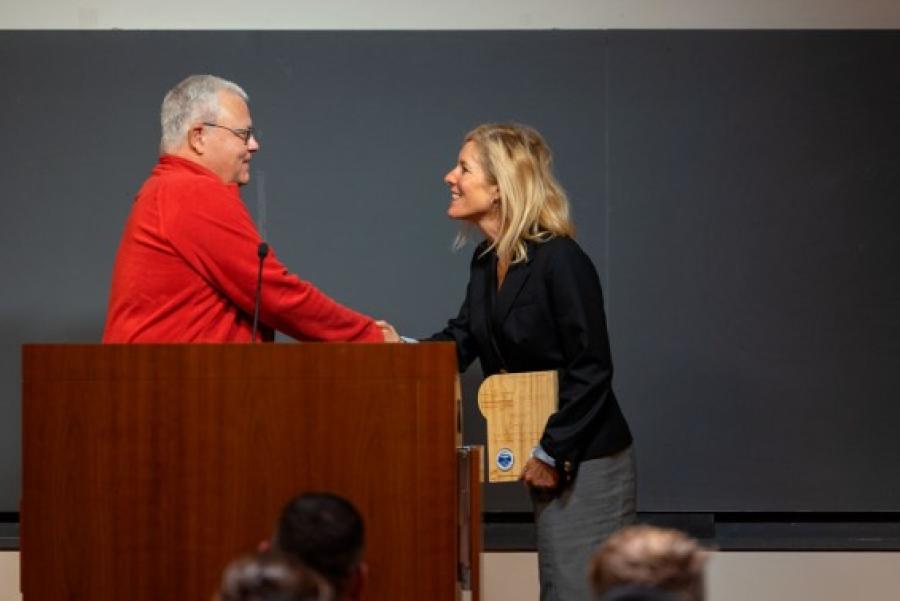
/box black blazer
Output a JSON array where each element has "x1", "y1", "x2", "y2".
[{"x1": 429, "y1": 236, "x2": 632, "y2": 479}]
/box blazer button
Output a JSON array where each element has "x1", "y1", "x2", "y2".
[{"x1": 563, "y1": 461, "x2": 573, "y2": 473}]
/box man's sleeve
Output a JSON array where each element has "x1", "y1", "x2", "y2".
[{"x1": 160, "y1": 180, "x2": 382, "y2": 342}]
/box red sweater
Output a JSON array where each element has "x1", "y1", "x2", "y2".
[{"x1": 103, "y1": 155, "x2": 381, "y2": 343}]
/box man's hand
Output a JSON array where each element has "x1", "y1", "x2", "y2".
[
  {"x1": 521, "y1": 456, "x2": 559, "y2": 490},
  {"x1": 375, "y1": 320, "x2": 401, "y2": 343}
]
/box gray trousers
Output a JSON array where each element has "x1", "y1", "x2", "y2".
[{"x1": 532, "y1": 446, "x2": 637, "y2": 601}]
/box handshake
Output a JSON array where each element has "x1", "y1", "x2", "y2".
[{"x1": 374, "y1": 320, "x2": 403, "y2": 343}]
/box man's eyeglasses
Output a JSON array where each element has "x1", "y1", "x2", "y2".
[{"x1": 202, "y1": 122, "x2": 257, "y2": 144}]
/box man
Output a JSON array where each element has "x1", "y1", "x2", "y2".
[
  {"x1": 103, "y1": 74, "x2": 394, "y2": 343},
  {"x1": 266, "y1": 492, "x2": 367, "y2": 601},
  {"x1": 589, "y1": 526, "x2": 709, "y2": 601}
]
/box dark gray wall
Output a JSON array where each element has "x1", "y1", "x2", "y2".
[
  {"x1": 1, "y1": 31, "x2": 898, "y2": 515},
  {"x1": 607, "y1": 31, "x2": 900, "y2": 511}
]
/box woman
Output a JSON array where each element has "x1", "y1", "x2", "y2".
[{"x1": 431, "y1": 123, "x2": 636, "y2": 601}]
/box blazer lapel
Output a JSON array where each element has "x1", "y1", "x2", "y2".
[
  {"x1": 493, "y1": 246, "x2": 535, "y2": 326},
  {"x1": 469, "y1": 249, "x2": 506, "y2": 373}
]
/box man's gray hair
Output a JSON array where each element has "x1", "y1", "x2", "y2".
[{"x1": 159, "y1": 74, "x2": 249, "y2": 153}]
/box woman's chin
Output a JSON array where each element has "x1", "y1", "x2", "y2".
[{"x1": 447, "y1": 204, "x2": 465, "y2": 220}]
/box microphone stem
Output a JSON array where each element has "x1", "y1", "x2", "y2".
[{"x1": 252, "y1": 242, "x2": 268, "y2": 342}]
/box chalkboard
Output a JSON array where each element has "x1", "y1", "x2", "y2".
[{"x1": 1, "y1": 31, "x2": 897, "y2": 516}]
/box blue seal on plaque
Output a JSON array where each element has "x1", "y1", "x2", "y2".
[{"x1": 496, "y1": 448, "x2": 515, "y2": 471}]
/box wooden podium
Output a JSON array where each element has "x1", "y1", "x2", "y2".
[{"x1": 21, "y1": 343, "x2": 481, "y2": 601}]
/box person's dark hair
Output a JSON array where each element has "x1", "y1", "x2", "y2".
[
  {"x1": 273, "y1": 492, "x2": 365, "y2": 594},
  {"x1": 218, "y1": 552, "x2": 332, "y2": 601}
]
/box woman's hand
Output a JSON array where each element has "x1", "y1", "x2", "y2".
[
  {"x1": 521, "y1": 456, "x2": 559, "y2": 490},
  {"x1": 375, "y1": 320, "x2": 401, "y2": 343}
]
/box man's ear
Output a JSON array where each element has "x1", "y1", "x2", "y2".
[{"x1": 187, "y1": 125, "x2": 205, "y2": 155}]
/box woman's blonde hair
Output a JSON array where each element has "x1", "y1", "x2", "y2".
[{"x1": 458, "y1": 123, "x2": 574, "y2": 264}]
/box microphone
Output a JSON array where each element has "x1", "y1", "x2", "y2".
[{"x1": 251, "y1": 242, "x2": 269, "y2": 342}]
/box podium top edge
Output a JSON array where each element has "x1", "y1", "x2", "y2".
[{"x1": 21, "y1": 342, "x2": 459, "y2": 381}]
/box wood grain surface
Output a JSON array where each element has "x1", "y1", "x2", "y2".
[
  {"x1": 477, "y1": 371, "x2": 557, "y2": 483},
  {"x1": 21, "y1": 343, "x2": 467, "y2": 601}
]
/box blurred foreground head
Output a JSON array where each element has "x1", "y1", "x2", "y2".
[
  {"x1": 590, "y1": 525, "x2": 709, "y2": 601},
  {"x1": 274, "y1": 492, "x2": 366, "y2": 601},
  {"x1": 218, "y1": 552, "x2": 333, "y2": 601}
]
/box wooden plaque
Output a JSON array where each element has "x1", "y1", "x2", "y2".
[{"x1": 477, "y1": 370, "x2": 558, "y2": 482}]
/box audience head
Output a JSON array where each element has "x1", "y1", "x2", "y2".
[
  {"x1": 273, "y1": 492, "x2": 366, "y2": 601},
  {"x1": 218, "y1": 552, "x2": 333, "y2": 601},
  {"x1": 589, "y1": 525, "x2": 709, "y2": 601}
]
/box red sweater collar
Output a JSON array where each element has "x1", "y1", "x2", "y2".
[{"x1": 156, "y1": 154, "x2": 240, "y2": 192}]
